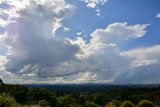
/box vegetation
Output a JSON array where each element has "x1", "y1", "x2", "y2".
[
  {"x1": 120, "y1": 101, "x2": 134, "y2": 107},
  {"x1": 0, "y1": 83, "x2": 160, "y2": 107},
  {"x1": 136, "y1": 100, "x2": 155, "y2": 107},
  {"x1": 38, "y1": 99, "x2": 50, "y2": 107},
  {"x1": 0, "y1": 93, "x2": 16, "y2": 107}
]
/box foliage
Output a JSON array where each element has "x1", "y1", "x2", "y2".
[
  {"x1": 27, "y1": 88, "x2": 57, "y2": 106},
  {"x1": 0, "y1": 93, "x2": 17, "y2": 107},
  {"x1": 120, "y1": 100, "x2": 134, "y2": 107},
  {"x1": 105, "y1": 102, "x2": 116, "y2": 107},
  {"x1": 79, "y1": 94, "x2": 85, "y2": 104},
  {"x1": 0, "y1": 83, "x2": 160, "y2": 107},
  {"x1": 93, "y1": 94, "x2": 105, "y2": 106},
  {"x1": 85, "y1": 101, "x2": 102, "y2": 107},
  {"x1": 38, "y1": 99, "x2": 50, "y2": 107},
  {"x1": 57, "y1": 95, "x2": 77, "y2": 107},
  {"x1": 111, "y1": 100, "x2": 122, "y2": 107},
  {"x1": 136, "y1": 99, "x2": 155, "y2": 107}
]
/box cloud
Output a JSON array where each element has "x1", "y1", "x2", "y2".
[
  {"x1": 71, "y1": 22, "x2": 149, "y2": 83},
  {"x1": 114, "y1": 45, "x2": 160, "y2": 84},
  {"x1": 115, "y1": 64, "x2": 160, "y2": 84},
  {"x1": 1, "y1": 7, "x2": 153, "y2": 84},
  {"x1": 76, "y1": 32, "x2": 82, "y2": 36},
  {"x1": 0, "y1": 0, "x2": 159, "y2": 84},
  {"x1": 156, "y1": 13, "x2": 160, "y2": 18},
  {"x1": 0, "y1": 0, "x2": 80, "y2": 78},
  {"x1": 121, "y1": 45, "x2": 160, "y2": 68},
  {"x1": 82, "y1": 0, "x2": 108, "y2": 8},
  {"x1": 63, "y1": 27, "x2": 70, "y2": 32},
  {"x1": 81, "y1": 0, "x2": 108, "y2": 16},
  {"x1": 90, "y1": 22, "x2": 149, "y2": 45}
]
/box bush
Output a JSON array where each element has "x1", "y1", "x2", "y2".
[
  {"x1": 120, "y1": 101, "x2": 134, "y2": 107},
  {"x1": 0, "y1": 93, "x2": 17, "y2": 107},
  {"x1": 137, "y1": 99, "x2": 155, "y2": 107},
  {"x1": 85, "y1": 101, "x2": 102, "y2": 107},
  {"x1": 38, "y1": 99, "x2": 50, "y2": 107},
  {"x1": 105, "y1": 102, "x2": 116, "y2": 107}
]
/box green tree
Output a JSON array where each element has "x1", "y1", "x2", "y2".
[
  {"x1": 112, "y1": 100, "x2": 122, "y2": 107},
  {"x1": 105, "y1": 102, "x2": 116, "y2": 107},
  {"x1": 120, "y1": 101, "x2": 134, "y2": 107},
  {"x1": 28, "y1": 88, "x2": 57, "y2": 106},
  {"x1": 79, "y1": 94, "x2": 85, "y2": 104},
  {"x1": 137, "y1": 99, "x2": 155, "y2": 107},
  {"x1": 0, "y1": 93, "x2": 17, "y2": 107},
  {"x1": 57, "y1": 95, "x2": 76, "y2": 107},
  {"x1": 93, "y1": 94, "x2": 105, "y2": 106},
  {"x1": 85, "y1": 101, "x2": 102, "y2": 107},
  {"x1": 38, "y1": 99, "x2": 50, "y2": 107}
]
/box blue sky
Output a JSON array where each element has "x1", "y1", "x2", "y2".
[
  {"x1": 0, "y1": 0, "x2": 160, "y2": 84},
  {"x1": 58, "y1": 0, "x2": 160, "y2": 50}
]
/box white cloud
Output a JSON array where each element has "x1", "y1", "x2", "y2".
[
  {"x1": 0, "y1": 0, "x2": 80, "y2": 79},
  {"x1": 95, "y1": 8, "x2": 101, "y2": 16},
  {"x1": 0, "y1": 0, "x2": 159, "y2": 84},
  {"x1": 71, "y1": 71, "x2": 97, "y2": 83},
  {"x1": 76, "y1": 32, "x2": 82, "y2": 36},
  {"x1": 63, "y1": 27, "x2": 70, "y2": 32},
  {"x1": 156, "y1": 13, "x2": 160, "y2": 18},
  {"x1": 90, "y1": 22, "x2": 149, "y2": 45},
  {"x1": 82, "y1": 0, "x2": 108, "y2": 8},
  {"x1": 0, "y1": 55, "x2": 6, "y2": 71},
  {"x1": 114, "y1": 45, "x2": 160, "y2": 84},
  {"x1": 81, "y1": 0, "x2": 108, "y2": 16},
  {"x1": 122, "y1": 45, "x2": 160, "y2": 67},
  {"x1": 71, "y1": 22, "x2": 149, "y2": 83}
]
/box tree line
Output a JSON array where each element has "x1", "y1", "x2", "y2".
[{"x1": 0, "y1": 83, "x2": 160, "y2": 107}]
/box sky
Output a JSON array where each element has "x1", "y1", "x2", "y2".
[{"x1": 0, "y1": 0, "x2": 160, "y2": 84}]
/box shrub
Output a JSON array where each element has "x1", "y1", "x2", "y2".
[
  {"x1": 38, "y1": 99, "x2": 50, "y2": 107},
  {"x1": 137, "y1": 99, "x2": 155, "y2": 107},
  {"x1": 105, "y1": 102, "x2": 116, "y2": 107},
  {"x1": 120, "y1": 101, "x2": 134, "y2": 107},
  {"x1": 0, "y1": 93, "x2": 17, "y2": 107},
  {"x1": 85, "y1": 101, "x2": 102, "y2": 107}
]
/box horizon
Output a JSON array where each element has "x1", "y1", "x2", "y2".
[{"x1": 0, "y1": 0, "x2": 160, "y2": 84}]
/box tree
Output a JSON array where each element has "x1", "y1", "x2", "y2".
[
  {"x1": 137, "y1": 99, "x2": 155, "y2": 107},
  {"x1": 28, "y1": 88, "x2": 57, "y2": 106},
  {"x1": 105, "y1": 100, "x2": 121, "y2": 107},
  {"x1": 93, "y1": 94, "x2": 105, "y2": 106},
  {"x1": 120, "y1": 101, "x2": 134, "y2": 107},
  {"x1": 105, "y1": 102, "x2": 116, "y2": 107},
  {"x1": 79, "y1": 94, "x2": 85, "y2": 104},
  {"x1": 38, "y1": 99, "x2": 50, "y2": 107},
  {"x1": 85, "y1": 101, "x2": 102, "y2": 107},
  {"x1": 57, "y1": 95, "x2": 76, "y2": 106},
  {"x1": 0, "y1": 93, "x2": 17, "y2": 107}
]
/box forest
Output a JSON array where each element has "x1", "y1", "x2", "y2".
[{"x1": 0, "y1": 82, "x2": 160, "y2": 107}]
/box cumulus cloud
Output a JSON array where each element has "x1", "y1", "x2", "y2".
[
  {"x1": 81, "y1": 0, "x2": 108, "y2": 16},
  {"x1": 71, "y1": 22, "x2": 149, "y2": 83},
  {"x1": 114, "y1": 45, "x2": 160, "y2": 84},
  {"x1": 0, "y1": 0, "x2": 159, "y2": 84},
  {"x1": 90, "y1": 22, "x2": 149, "y2": 45},
  {"x1": 0, "y1": 0, "x2": 80, "y2": 78},
  {"x1": 122, "y1": 45, "x2": 160, "y2": 68}
]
